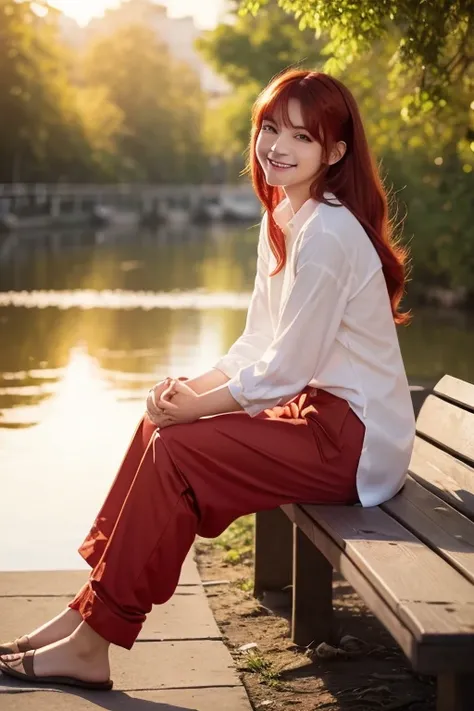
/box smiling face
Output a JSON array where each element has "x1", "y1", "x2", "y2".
[{"x1": 255, "y1": 97, "x2": 346, "y2": 208}]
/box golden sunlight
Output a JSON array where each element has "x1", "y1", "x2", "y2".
[
  {"x1": 48, "y1": 0, "x2": 121, "y2": 26},
  {"x1": 48, "y1": 0, "x2": 221, "y2": 28}
]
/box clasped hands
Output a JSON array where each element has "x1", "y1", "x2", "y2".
[{"x1": 146, "y1": 377, "x2": 201, "y2": 428}]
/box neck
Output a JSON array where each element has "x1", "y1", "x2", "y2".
[{"x1": 283, "y1": 186, "x2": 311, "y2": 215}]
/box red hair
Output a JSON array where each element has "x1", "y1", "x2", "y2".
[{"x1": 249, "y1": 69, "x2": 410, "y2": 325}]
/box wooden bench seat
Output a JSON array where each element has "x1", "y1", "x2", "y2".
[{"x1": 253, "y1": 375, "x2": 474, "y2": 711}]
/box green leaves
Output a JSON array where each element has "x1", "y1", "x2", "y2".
[
  {"x1": 0, "y1": 0, "x2": 207, "y2": 182},
  {"x1": 198, "y1": 2, "x2": 324, "y2": 89},
  {"x1": 240, "y1": 0, "x2": 474, "y2": 106},
  {"x1": 199, "y1": 0, "x2": 474, "y2": 296}
]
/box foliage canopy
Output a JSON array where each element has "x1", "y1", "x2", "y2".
[{"x1": 241, "y1": 0, "x2": 474, "y2": 110}]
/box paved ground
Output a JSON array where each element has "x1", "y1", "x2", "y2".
[{"x1": 0, "y1": 552, "x2": 253, "y2": 710}]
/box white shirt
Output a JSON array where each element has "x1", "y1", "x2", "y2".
[{"x1": 213, "y1": 194, "x2": 416, "y2": 507}]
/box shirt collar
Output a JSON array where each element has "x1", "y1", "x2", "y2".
[{"x1": 273, "y1": 193, "x2": 336, "y2": 236}]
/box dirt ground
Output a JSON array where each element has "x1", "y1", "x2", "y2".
[{"x1": 195, "y1": 530, "x2": 437, "y2": 711}]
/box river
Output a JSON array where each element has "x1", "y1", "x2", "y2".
[{"x1": 0, "y1": 224, "x2": 473, "y2": 571}]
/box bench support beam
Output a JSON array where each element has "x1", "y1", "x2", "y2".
[
  {"x1": 253, "y1": 508, "x2": 293, "y2": 599},
  {"x1": 292, "y1": 524, "x2": 334, "y2": 647},
  {"x1": 437, "y1": 674, "x2": 474, "y2": 711}
]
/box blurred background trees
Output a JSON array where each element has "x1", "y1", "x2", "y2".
[
  {"x1": 82, "y1": 24, "x2": 206, "y2": 182},
  {"x1": 0, "y1": 0, "x2": 472, "y2": 297},
  {"x1": 0, "y1": 0, "x2": 206, "y2": 183}
]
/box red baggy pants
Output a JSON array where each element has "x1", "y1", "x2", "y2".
[{"x1": 69, "y1": 386, "x2": 364, "y2": 649}]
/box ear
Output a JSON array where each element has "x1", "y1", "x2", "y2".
[{"x1": 328, "y1": 141, "x2": 347, "y2": 165}]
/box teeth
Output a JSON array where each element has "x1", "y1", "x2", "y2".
[{"x1": 269, "y1": 159, "x2": 294, "y2": 168}]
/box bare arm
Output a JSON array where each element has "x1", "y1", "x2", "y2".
[{"x1": 184, "y1": 368, "x2": 230, "y2": 395}]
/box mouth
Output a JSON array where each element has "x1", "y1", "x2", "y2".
[{"x1": 267, "y1": 158, "x2": 297, "y2": 170}]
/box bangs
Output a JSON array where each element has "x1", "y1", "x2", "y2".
[{"x1": 256, "y1": 78, "x2": 324, "y2": 142}]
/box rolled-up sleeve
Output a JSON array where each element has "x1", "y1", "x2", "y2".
[
  {"x1": 213, "y1": 213, "x2": 274, "y2": 378},
  {"x1": 227, "y1": 231, "x2": 352, "y2": 417}
]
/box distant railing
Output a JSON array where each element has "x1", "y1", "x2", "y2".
[
  {"x1": 0, "y1": 183, "x2": 255, "y2": 199},
  {"x1": 0, "y1": 183, "x2": 261, "y2": 232}
]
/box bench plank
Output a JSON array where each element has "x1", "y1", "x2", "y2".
[
  {"x1": 297, "y1": 504, "x2": 474, "y2": 645},
  {"x1": 416, "y1": 395, "x2": 474, "y2": 465},
  {"x1": 434, "y1": 375, "x2": 474, "y2": 412},
  {"x1": 382, "y1": 477, "x2": 474, "y2": 584},
  {"x1": 402, "y1": 601, "x2": 474, "y2": 642},
  {"x1": 409, "y1": 437, "x2": 474, "y2": 521},
  {"x1": 281, "y1": 503, "x2": 474, "y2": 674}
]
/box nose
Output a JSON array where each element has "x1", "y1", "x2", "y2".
[{"x1": 270, "y1": 133, "x2": 290, "y2": 156}]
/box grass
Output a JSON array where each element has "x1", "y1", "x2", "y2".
[
  {"x1": 240, "y1": 651, "x2": 283, "y2": 688},
  {"x1": 211, "y1": 514, "x2": 255, "y2": 565},
  {"x1": 234, "y1": 577, "x2": 253, "y2": 592}
]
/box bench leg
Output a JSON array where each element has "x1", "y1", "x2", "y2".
[
  {"x1": 292, "y1": 524, "x2": 334, "y2": 647},
  {"x1": 437, "y1": 674, "x2": 474, "y2": 711},
  {"x1": 253, "y1": 509, "x2": 293, "y2": 598}
]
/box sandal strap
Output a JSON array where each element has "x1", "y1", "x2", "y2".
[{"x1": 22, "y1": 650, "x2": 36, "y2": 677}]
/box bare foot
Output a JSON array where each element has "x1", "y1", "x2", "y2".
[
  {"x1": 1, "y1": 608, "x2": 82, "y2": 653},
  {"x1": 0, "y1": 622, "x2": 110, "y2": 684}
]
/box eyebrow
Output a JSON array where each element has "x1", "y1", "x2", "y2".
[{"x1": 263, "y1": 117, "x2": 309, "y2": 131}]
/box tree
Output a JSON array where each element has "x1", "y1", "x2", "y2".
[
  {"x1": 75, "y1": 86, "x2": 126, "y2": 180},
  {"x1": 241, "y1": 1, "x2": 474, "y2": 107},
  {"x1": 83, "y1": 23, "x2": 206, "y2": 182},
  {"x1": 0, "y1": 0, "x2": 92, "y2": 181},
  {"x1": 198, "y1": 0, "x2": 324, "y2": 88}
]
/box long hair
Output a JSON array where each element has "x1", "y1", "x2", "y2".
[{"x1": 249, "y1": 69, "x2": 410, "y2": 325}]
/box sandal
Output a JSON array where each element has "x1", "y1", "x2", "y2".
[
  {"x1": 0, "y1": 636, "x2": 32, "y2": 656},
  {"x1": 0, "y1": 650, "x2": 113, "y2": 691}
]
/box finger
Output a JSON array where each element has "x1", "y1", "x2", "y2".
[
  {"x1": 290, "y1": 401, "x2": 299, "y2": 419},
  {"x1": 151, "y1": 378, "x2": 172, "y2": 403},
  {"x1": 264, "y1": 409, "x2": 278, "y2": 419},
  {"x1": 172, "y1": 379, "x2": 188, "y2": 392},
  {"x1": 149, "y1": 408, "x2": 173, "y2": 426},
  {"x1": 158, "y1": 395, "x2": 179, "y2": 411},
  {"x1": 161, "y1": 384, "x2": 177, "y2": 402},
  {"x1": 147, "y1": 393, "x2": 162, "y2": 418},
  {"x1": 147, "y1": 411, "x2": 161, "y2": 426}
]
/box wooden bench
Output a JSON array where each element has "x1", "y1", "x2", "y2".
[{"x1": 253, "y1": 375, "x2": 474, "y2": 711}]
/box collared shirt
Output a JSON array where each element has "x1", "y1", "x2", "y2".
[{"x1": 213, "y1": 193, "x2": 416, "y2": 507}]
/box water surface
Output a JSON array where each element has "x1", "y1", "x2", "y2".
[{"x1": 0, "y1": 224, "x2": 473, "y2": 570}]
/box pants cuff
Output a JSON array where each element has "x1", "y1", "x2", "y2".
[{"x1": 69, "y1": 582, "x2": 142, "y2": 650}]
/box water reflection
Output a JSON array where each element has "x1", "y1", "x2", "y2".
[
  {"x1": 1, "y1": 224, "x2": 474, "y2": 431},
  {"x1": 0, "y1": 225, "x2": 253, "y2": 429}
]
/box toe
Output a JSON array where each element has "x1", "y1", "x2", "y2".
[
  {"x1": 0, "y1": 652, "x2": 28, "y2": 675},
  {"x1": 1, "y1": 653, "x2": 21, "y2": 664}
]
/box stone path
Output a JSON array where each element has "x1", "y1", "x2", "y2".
[{"x1": 0, "y1": 552, "x2": 252, "y2": 710}]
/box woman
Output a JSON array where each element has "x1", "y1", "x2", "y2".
[{"x1": 0, "y1": 69, "x2": 415, "y2": 690}]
